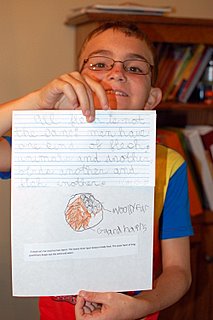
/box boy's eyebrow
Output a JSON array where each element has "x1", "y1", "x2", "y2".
[
  {"x1": 128, "y1": 53, "x2": 151, "y2": 63},
  {"x1": 87, "y1": 50, "x2": 112, "y2": 57},
  {"x1": 87, "y1": 50, "x2": 151, "y2": 63}
]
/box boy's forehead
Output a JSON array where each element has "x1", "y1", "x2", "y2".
[{"x1": 81, "y1": 29, "x2": 153, "y2": 63}]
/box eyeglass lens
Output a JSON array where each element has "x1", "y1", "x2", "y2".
[{"x1": 86, "y1": 56, "x2": 151, "y2": 75}]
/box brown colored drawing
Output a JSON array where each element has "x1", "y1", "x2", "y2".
[{"x1": 65, "y1": 193, "x2": 103, "y2": 231}]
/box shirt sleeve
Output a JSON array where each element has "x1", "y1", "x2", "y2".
[
  {"x1": 159, "y1": 161, "x2": 194, "y2": 240},
  {"x1": 0, "y1": 136, "x2": 11, "y2": 180}
]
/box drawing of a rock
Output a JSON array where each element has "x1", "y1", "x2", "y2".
[{"x1": 65, "y1": 193, "x2": 103, "y2": 231}]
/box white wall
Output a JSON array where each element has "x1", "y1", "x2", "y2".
[
  {"x1": 0, "y1": 1, "x2": 212, "y2": 319},
  {"x1": 0, "y1": 0, "x2": 76, "y2": 102}
]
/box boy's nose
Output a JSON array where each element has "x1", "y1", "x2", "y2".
[{"x1": 107, "y1": 63, "x2": 127, "y2": 82}]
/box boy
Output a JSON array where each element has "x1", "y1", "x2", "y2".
[{"x1": 0, "y1": 21, "x2": 193, "y2": 320}]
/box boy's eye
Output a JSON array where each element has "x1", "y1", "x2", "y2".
[
  {"x1": 124, "y1": 60, "x2": 150, "y2": 75},
  {"x1": 91, "y1": 62, "x2": 107, "y2": 69},
  {"x1": 126, "y1": 66, "x2": 144, "y2": 74}
]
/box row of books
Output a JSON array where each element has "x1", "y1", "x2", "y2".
[
  {"x1": 156, "y1": 43, "x2": 213, "y2": 103},
  {"x1": 157, "y1": 125, "x2": 213, "y2": 214}
]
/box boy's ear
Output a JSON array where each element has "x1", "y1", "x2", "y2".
[{"x1": 144, "y1": 87, "x2": 162, "y2": 110}]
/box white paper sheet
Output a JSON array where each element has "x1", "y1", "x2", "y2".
[{"x1": 11, "y1": 110, "x2": 156, "y2": 296}]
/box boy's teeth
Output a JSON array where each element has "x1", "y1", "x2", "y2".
[{"x1": 106, "y1": 90, "x2": 127, "y2": 96}]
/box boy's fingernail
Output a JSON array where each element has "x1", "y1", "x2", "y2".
[
  {"x1": 79, "y1": 290, "x2": 86, "y2": 297},
  {"x1": 88, "y1": 115, "x2": 95, "y2": 122},
  {"x1": 85, "y1": 109, "x2": 91, "y2": 116}
]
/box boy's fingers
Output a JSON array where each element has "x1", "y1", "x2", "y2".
[
  {"x1": 38, "y1": 72, "x2": 109, "y2": 122},
  {"x1": 59, "y1": 73, "x2": 94, "y2": 117},
  {"x1": 79, "y1": 291, "x2": 108, "y2": 305},
  {"x1": 84, "y1": 75, "x2": 109, "y2": 110},
  {"x1": 75, "y1": 296, "x2": 86, "y2": 317},
  {"x1": 59, "y1": 72, "x2": 104, "y2": 122}
]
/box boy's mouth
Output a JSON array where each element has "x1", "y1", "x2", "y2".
[{"x1": 105, "y1": 89, "x2": 128, "y2": 97}]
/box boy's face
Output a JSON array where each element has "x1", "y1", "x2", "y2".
[{"x1": 80, "y1": 29, "x2": 161, "y2": 110}]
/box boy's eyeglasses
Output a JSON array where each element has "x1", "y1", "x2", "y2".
[{"x1": 80, "y1": 56, "x2": 153, "y2": 77}]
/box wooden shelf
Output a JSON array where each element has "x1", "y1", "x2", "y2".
[
  {"x1": 156, "y1": 102, "x2": 213, "y2": 126},
  {"x1": 158, "y1": 102, "x2": 213, "y2": 111},
  {"x1": 66, "y1": 13, "x2": 213, "y2": 114},
  {"x1": 66, "y1": 13, "x2": 213, "y2": 45}
]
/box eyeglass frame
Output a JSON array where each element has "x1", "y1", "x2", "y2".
[{"x1": 79, "y1": 55, "x2": 154, "y2": 81}]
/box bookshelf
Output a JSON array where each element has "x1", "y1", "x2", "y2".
[
  {"x1": 65, "y1": 13, "x2": 213, "y2": 44},
  {"x1": 66, "y1": 13, "x2": 213, "y2": 126},
  {"x1": 66, "y1": 13, "x2": 213, "y2": 319}
]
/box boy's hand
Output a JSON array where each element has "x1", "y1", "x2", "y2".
[
  {"x1": 35, "y1": 72, "x2": 109, "y2": 122},
  {"x1": 75, "y1": 290, "x2": 144, "y2": 320}
]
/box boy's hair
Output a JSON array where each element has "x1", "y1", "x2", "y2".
[{"x1": 78, "y1": 21, "x2": 158, "y2": 85}]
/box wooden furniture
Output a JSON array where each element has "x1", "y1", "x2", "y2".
[
  {"x1": 66, "y1": 13, "x2": 213, "y2": 319},
  {"x1": 66, "y1": 13, "x2": 213, "y2": 126}
]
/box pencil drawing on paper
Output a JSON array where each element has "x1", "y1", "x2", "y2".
[{"x1": 65, "y1": 193, "x2": 104, "y2": 232}]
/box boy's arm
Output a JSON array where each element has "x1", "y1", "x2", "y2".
[
  {"x1": 0, "y1": 137, "x2": 11, "y2": 172},
  {"x1": 0, "y1": 91, "x2": 39, "y2": 137},
  {"x1": 75, "y1": 236, "x2": 192, "y2": 320},
  {"x1": 135, "y1": 236, "x2": 192, "y2": 315},
  {"x1": 0, "y1": 91, "x2": 39, "y2": 172}
]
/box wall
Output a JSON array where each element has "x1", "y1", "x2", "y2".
[{"x1": 0, "y1": 1, "x2": 212, "y2": 319}]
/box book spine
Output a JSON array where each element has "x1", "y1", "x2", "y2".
[
  {"x1": 177, "y1": 44, "x2": 205, "y2": 98},
  {"x1": 179, "y1": 47, "x2": 213, "y2": 103},
  {"x1": 164, "y1": 46, "x2": 192, "y2": 101},
  {"x1": 183, "y1": 129, "x2": 213, "y2": 210}
]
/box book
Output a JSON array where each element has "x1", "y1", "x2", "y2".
[
  {"x1": 188, "y1": 126, "x2": 213, "y2": 161},
  {"x1": 156, "y1": 43, "x2": 172, "y2": 88},
  {"x1": 157, "y1": 127, "x2": 203, "y2": 216},
  {"x1": 183, "y1": 128, "x2": 213, "y2": 211},
  {"x1": 163, "y1": 46, "x2": 192, "y2": 101},
  {"x1": 69, "y1": 3, "x2": 173, "y2": 18},
  {"x1": 160, "y1": 46, "x2": 186, "y2": 97},
  {"x1": 186, "y1": 126, "x2": 213, "y2": 178},
  {"x1": 201, "y1": 129, "x2": 213, "y2": 162},
  {"x1": 167, "y1": 47, "x2": 196, "y2": 100},
  {"x1": 177, "y1": 44, "x2": 206, "y2": 99},
  {"x1": 93, "y1": 3, "x2": 173, "y2": 14},
  {"x1": 178, "y1": 47, "x2": 213, "y2": 103}
]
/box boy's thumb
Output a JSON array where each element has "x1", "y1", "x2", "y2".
[
  {"x1": 75, "y1": 295, "x2": 85, "y2": 318},
  {"x1": 79, "y1": 290, "x2": 106, "y2": 304}
]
